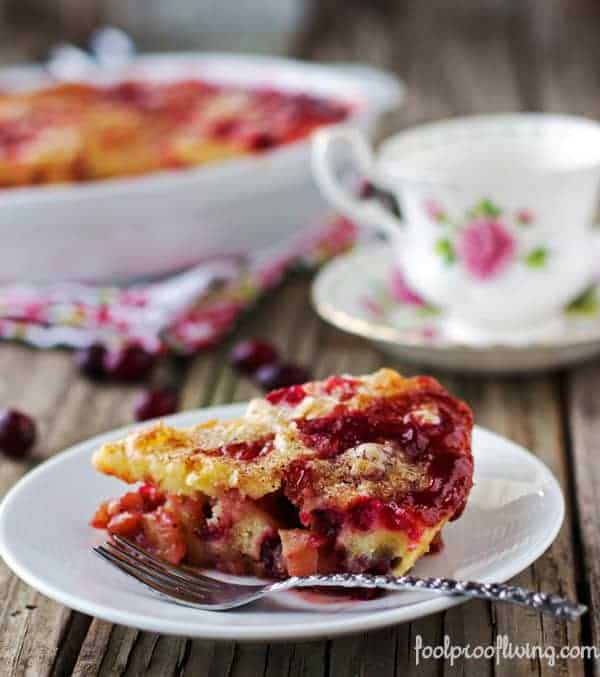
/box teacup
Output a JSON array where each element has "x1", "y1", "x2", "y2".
[{"x1": 312, "y1": 114, "x2": 600, "y2": 339}]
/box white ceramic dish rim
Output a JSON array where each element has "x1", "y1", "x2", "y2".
[
  {"x1": 0, "y1": 52, "x2": 404, "y2": 206},
  {"x1": 0, "y1": 403, "x2": 564, "y2": 641},
  {"x1": 376, "y1": 112, "x2": 600, "y2": 177},
  {"x1": 312, "y1": 244, "x2": 600, "y2": 352}
]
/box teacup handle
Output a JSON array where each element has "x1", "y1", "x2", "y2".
[{"x1": 312, "y1": 127, "x2": 403, "y2": 240}]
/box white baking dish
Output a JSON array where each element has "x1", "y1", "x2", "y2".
[{"x1": 0, "y1": 53, "x2": 403, "y2": 282}]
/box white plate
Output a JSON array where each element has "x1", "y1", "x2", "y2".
[
  {"x1": 0, "y1": 404, "x2": 564, "y2": 641},
  {"x1": 313, "y1": 245, "x2": 600, "y2": 373}
]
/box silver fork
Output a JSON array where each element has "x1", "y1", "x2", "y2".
[{"x1": 94, "y1": 536, "x2": 586, "y2": 621}]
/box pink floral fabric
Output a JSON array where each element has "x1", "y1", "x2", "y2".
[
  {"x1": 457, "y1": 218, "x2": 516, "y2": 280},
  {"x1": 0, "y1": 217, "x2": 357, "y2": 355}
]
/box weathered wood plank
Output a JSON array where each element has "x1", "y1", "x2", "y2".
[
  {"x1": 567, "y1": 365, "x2": 600, "y2": 676},
  {"x1": 96, "y1": 625, "x2": 139, "y2": 677},
  {"x1": 228, "y1": 643, "x2": 269, "y2": 677},
  {"x1": 528, "y1": 1, "x2": 600, "y2": 673},
  {"x1": 514, "y1": 0, "x2": 600, "y2": 115},
  {"x1": 70, "y1": 619, "x2": 112, "y2": 677},
  {"x1": 468, "y1": 378, "x2": 584, "y2": 677},
  {"x1": 181, "y1": 641, "x2": 235, "y2": 677},
  {"x1": 0, "y1": 345, "x2": 143, "y2": 676}
]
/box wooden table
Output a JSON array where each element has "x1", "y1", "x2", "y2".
[{"x1": 1, "y1": 2, "x2": 600, "y2": 675}]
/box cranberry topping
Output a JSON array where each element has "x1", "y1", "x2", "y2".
[
  {"x1": 266, "y1": 384, "x2": 306, "y2": 406},
  {"x1": 296, "y1": 390, "x2": 466, "y2": 460},
  {"x1": 407, "y1": 454, "x2": 474, "y2": 525},
  {"x1": 322, "y1": 376, "x2": 359, "y2": 401},
  {"x1": 0, "y1": 409, "x2": 36, "y2": 459},
  {"x1": 203, "y1": 434, "x2": 275, "y2": 461},
  {"x1": 296, "y1": 410, "x2": 377, "y2": 457},
  {"x1": 347, "y1": 498, "x2": 422, "y2": 541},
  {"x1": 288, "y1": 386, "x2": 472, "y2": 529},
  {"x1": 282, "y1": 459, "x2": 314, "y2": 513}
]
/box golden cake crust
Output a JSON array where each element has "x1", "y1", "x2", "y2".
[
  {"x1": 92, "y1": 369, "x2": 474, "y2": 578},
  {"x1": 93, "y1": 369, "x2": 471, "y2": 504}
]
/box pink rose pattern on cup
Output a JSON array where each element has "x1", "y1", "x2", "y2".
[
  {"x1": 457, "y1": 218, "x2": 516, "y2": 280},
  {"x1": 389, "y1": 268, "x2": 426, "y2": 306},
  {"x1": 425, "y1": 198, "x2": 550, "y2": 280}
]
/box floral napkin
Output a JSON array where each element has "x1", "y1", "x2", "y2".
[{"x1": 0, "y1": 217, "x2": 356, "y2": 355}]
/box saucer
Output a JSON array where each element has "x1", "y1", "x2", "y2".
[{"x1": 312, "y1": 245, "x2": 600, "y2": 373}]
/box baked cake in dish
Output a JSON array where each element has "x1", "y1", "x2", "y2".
[
  {"x1": 0, "y1": 80, "x2": 349, "y2": 188},
  {"x1": 92, "y1": 369, "x2": 473, "y2": 578}
]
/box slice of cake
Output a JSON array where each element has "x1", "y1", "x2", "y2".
[{"x1": 91, "y1": 369, "x2": 473, "y2": 578}]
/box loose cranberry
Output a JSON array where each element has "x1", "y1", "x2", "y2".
[
  {"x1": 75, "y1": 343, "x2": 107, "y2": 379},
  {"x1": 104, "y1": 344, "x2": 157, "y2": 382},
  {"x1": 0, "y1": 409, "x2": 36, "y2": 459},
  {"x1": 254, "y1": 362, "x2": 310, "y2": 392},
  {"x1": 228, "y1": 339, "x2": 279, "y2": 374},
  {"x1": 134, "y1": 388, "x2": 179, "y2": 422}
]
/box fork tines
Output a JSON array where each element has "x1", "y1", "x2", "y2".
[{"x1": 93, "y1": 536, "x2": 227, "y2": 607}]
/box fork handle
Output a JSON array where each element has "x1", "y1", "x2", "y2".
[{"x1": 271, "y1": 574, "x2": 586, "y2": 621}]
